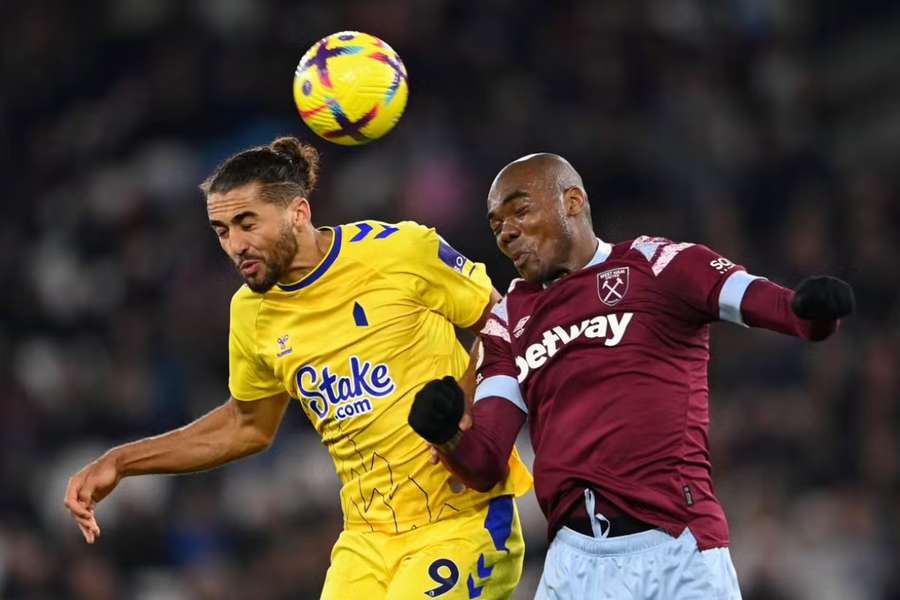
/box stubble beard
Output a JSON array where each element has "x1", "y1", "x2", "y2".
[{"x1": 243, "y1": 224, "x2": 299, "y2": 293}]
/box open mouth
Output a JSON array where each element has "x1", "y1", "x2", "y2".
[{"x1": 239, "y1": 260, "x2": 261, "y2": 276}]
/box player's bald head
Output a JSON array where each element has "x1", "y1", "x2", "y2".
[{"x1": 489, "y1": 153, "x2": 586, "y2": 200}]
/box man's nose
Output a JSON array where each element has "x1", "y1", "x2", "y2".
[
  {"x1": 499, "y1": 222, "x2": 519, "y2": 246},
  {"x1": 225, "y1": 230, "x2": 251, "y2": 259}
]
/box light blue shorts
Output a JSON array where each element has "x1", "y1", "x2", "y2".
[{"x1": 535, "y1": 525, "x2": 742, "y2": 599}]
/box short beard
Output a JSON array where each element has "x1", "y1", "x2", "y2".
[{"x1": 244, "y1": 224, "x2": 298, "y2": 293}]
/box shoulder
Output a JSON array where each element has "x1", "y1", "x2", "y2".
[
  {"x1": 228, "y1": 286, "x2": 267, "y2": 358},
  {"x1": 487, "y1": 282, "x2": 519, "y2": 326},
  {"x1": 230, "y1": 285, "x2": 265, "y2": 327},
  {"x1": 620, "y1": 236, "x2": 674, "y2": 262},
  {"x1": 340, "y1": 219, "x2": 438, "y2": 262},
  {"x1": 617, "y1": 235, "x2": 725, "y2": 277},
  {"x1": 231, "y1": 284, "x2": 262, "y2": 311},
  {"x1": 496, "y1": 278, "x2": 531, "y2": 309},
  {"x1": 481, "y1": 278, "x2": 525, "y2": 336},
  {"x1": 488, "y1": 279, "x2": 532, "y2": 333},
  {"x1": 344, "y1": 219, "x2": 482, "y2": 275},
  {"x1": 340, "y1": 219, "x2": 429, "y2": 247}
]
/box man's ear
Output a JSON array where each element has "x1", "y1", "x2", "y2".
[
  {"x1": 564, "y1": 186, "x2": 587, "y2": 217},
  {"x1": 288, "y1": 196, "x2": 311, "y2": 229}
]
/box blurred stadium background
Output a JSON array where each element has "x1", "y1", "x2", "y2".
[{"x1": 2, "y1": 1, "x2": 899, "y2": 598}]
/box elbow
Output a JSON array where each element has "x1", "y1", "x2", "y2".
[
  {"x1": 456, "y1": 461, "x2": 508, "y2": 493},
  {"x1": 238, "y1": 428, "x2": 276, "y2": 457},
  {"x1": 440, "y1": 449, "x2": 505, "y2": 492},
  {"x1": 469, "y1": 476, "x2": 501, "y2": 493},
  {"x1": 443, "y1": 423, "x2": 515, "y2": 492},
  {"x1": 227, "y1": 401, "x2": 278, "y2": 456},
  {"x1": 248, "y1": 430, "x2": 275, "y2": 453}
]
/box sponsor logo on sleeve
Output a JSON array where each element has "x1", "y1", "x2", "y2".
[
  {"x1": 709, "y1": 257, "x2": 735, "y2": 274},
  {"x1": 438, "y1": 239, "x2": 472, "y2": 274}
]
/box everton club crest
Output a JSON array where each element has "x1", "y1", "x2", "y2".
[{"x1": 597, "y1": 267, "x2": 629, "y2": 307}]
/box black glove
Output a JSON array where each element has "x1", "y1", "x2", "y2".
[
  {"x1": 408, "y1": 376, "x2": 465, "y2": 445},
  {"x1": 792, "y1": 276, "x2": 855, "y2": 320}
]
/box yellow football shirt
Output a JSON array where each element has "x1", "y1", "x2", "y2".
[{"x1": 228, "y1": 220, "x2": 532, "y2": 534}]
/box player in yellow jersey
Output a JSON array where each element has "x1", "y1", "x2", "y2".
[{"x1": 63, "y1": 136, "x2": 531, "y2": 599}]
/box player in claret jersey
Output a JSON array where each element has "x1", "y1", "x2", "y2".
[{"x1": 408, "y1": 153, "x2": 855, "y2": 599}]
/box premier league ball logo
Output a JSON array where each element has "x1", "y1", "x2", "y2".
[{"x1": 597, "y1": 267, "x2": 629, "y2": 307}]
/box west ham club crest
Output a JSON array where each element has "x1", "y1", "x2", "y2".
[{"x1": 598, "y1": 267, "x2": 629, "y2": 306}]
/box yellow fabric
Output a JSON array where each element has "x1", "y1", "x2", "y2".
[
  {"x1": 321, "y1": 496, "x2": 524, "y2": 600},
  {"x1": 228, "y1": 220, "x2": 532, "y2": 534}
]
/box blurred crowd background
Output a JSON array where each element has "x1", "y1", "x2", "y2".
[{"x1": 2, "y1": 0, "x2": 899, "y2": 598}]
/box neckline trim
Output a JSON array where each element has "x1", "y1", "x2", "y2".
[
  {"x1": 276, "y1": 226, "x2": 342, "y2": 292},
  {"x1": 584, "y1": 238, "x2": 612, "y2": 269}
]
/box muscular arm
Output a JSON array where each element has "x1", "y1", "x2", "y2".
[
  {"x1": 65, "y1": 392, "x2": 290, "y2": 542},
  {"x1": 114, "y1": 393, "x2": 290, "y2": 475}
]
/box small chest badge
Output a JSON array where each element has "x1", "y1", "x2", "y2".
[
  {"x1": 597, "y1": 267, "x2": 629, "y2": 307},
  {"x1": 276, "y1": 334, "x2": 293, "y2": 358}
]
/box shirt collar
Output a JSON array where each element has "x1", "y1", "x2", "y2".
[
  {"x1": 542, "y1": 238, "x2": 611, "y2": 288},
  {"x1": 584, "y1": 238, "x2": 612, "y2": 269},
  {"x1": 275, "y1": 226, "x2": 342, "y2": 292}
]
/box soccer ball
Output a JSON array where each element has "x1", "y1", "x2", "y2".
[{"x1": 293, "y1": 31, "x2": 409, "y2": 146}]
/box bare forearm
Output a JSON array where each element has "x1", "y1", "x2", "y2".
[{"x1": 107, "y1": 400, "x2": 266, "y2": 477}]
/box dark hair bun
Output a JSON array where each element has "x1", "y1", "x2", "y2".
[{"x1": 271, "y1": 136, "x2": 320, "y2": 194}]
